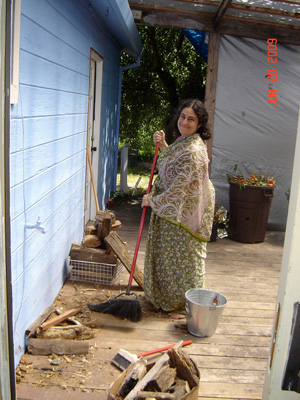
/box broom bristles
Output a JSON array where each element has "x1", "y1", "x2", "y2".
[{"x1": 88, "y1": 295, "x2": 142, "y2": 323}]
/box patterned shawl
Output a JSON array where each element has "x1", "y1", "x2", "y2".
[{"x1": 148, "y1": 134, "x2": 215, "y2": 241}]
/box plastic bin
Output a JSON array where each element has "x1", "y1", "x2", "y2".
[{"x1": 228, "y1": 182, "x2": 274, "y2": 243}]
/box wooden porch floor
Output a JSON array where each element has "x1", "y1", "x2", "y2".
[{"x1": 17, "y1": 201, "x2": 284, "y2": 400}]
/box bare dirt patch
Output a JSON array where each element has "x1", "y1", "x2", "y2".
[{"x1": 16, "y1": 279, "x2": 168, "y2": 395}]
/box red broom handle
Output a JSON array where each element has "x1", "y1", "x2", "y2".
[
  {"x1": 126, "y1": 143, "x2": 160, "y2": 292},
  {"x1": 137, "y1": 340, "x2": 192, "y2": 358}
]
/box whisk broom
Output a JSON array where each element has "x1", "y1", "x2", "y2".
[{"x1": 88, "y1": 143, "x2": 160, "y2": 322}]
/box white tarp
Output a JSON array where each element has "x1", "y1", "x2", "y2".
[{"x1": 210, "y1": 35, "x2": 300, "y2": 231}]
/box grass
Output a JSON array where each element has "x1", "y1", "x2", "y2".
[
  {"x1": 117, "y1": 172, "x2": 150, "y2": 191},
  {"x1": 112, "y1": 167, "x2": 151, "y2": 203}
]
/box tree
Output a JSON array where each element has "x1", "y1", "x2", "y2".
[{"x1": 119, "y1": 26, "x2": 207, "y2": 159}]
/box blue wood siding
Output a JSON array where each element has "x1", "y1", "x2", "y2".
[{"x1": 10, "y1": 0, "x2": 121, "y2": 364}]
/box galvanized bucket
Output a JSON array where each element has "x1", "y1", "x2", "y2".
[{"x1": 185, "y1": 288, "x2": 227, "y2": 337}]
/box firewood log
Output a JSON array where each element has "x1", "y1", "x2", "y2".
[
  {"x1": 84, "y1": 225, "x2": 97, "y2": 235},
  {"x1": 82, "y1": 234, "x2": 101, "y2": 248},
  {"x1": 27, "y1": 338, "x2": 89, "y2": 355},
  {"x1": 69, "y1": 242, "x2": 117, "y2": 264},
  {"x1": 144, "y1": 364, "x2": 177, "y2": 392},
  {"x1": 117, "y1": 358, "x2": 147, "y2": 398},
  {"x1": 137, "y1": 392, "x2": 175, "y2": 400},
  {"x1": 96, "y1": 210, "x2": 116, "y2": 224},
  {"x1": 37, "y1": 325, "x2": 94, "y2": 340},
  {"x1": 111, "y1": 220, "x2": 122, "y2": 231},
  {"x1": 169, "y1": 378, "x2": 190, "y2": 400},
  {"x1": 167, "y1": 348, "x2": 200, "y2": 389}
]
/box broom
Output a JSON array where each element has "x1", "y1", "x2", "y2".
[{"x1": 88, "y1": 143, "x2": 160, "y2": 322}]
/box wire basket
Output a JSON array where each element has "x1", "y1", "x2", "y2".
[{"x1": 68, "y1": 257, "x2": 125, "y2": 285}]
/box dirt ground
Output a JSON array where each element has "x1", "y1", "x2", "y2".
[{"x1": 15, "y1": 278, "x2": 177, "y2": 395}]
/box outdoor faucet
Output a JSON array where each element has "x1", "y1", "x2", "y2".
[{"x1": 25, "y1": 217, "x2": 47, "y2": 234}]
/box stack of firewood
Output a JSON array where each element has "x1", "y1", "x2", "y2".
[
  {"x1": 82, "y1": 210, "x2": 122, "y2": 249},
  {"x1": 69, "y1": 210, "x2": 122, "y2": 267},
  {"x1": 68, "y1": 209, "x2": 145, "y2": 289},
  {"x1": 109, "y1": 343, "x2": 200, "y2": 400}
]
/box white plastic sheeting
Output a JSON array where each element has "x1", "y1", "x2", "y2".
[{"x1": 210, "y1": 35, "x2": 300, "y2": 231}]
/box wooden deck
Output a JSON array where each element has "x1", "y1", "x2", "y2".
[{"x1": 17, "y1": 201, "x2": 284, "y2": 400}]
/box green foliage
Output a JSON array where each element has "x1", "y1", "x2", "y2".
[{"x1": 119, "y1": 26, "x2": 207, "y2": 158}]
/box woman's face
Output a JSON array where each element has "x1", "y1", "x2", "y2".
[{"x1": 177, "y1": 107, "x2": 201, "y2": 137}]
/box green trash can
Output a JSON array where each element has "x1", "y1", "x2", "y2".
[{"x1": 228, "y1": 182, "x2": 274, "y2": 243}]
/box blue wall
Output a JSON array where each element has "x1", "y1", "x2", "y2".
[{"x1": 10, "y1": 0, "x2": 121, "y2": 365}]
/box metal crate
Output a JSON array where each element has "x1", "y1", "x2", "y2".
[{"x1": 68, "y1": 257, "x2": 125, "y2": 285}]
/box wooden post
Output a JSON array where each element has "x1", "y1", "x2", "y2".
[
  {"x1": 204, "y1": 32, "x2": 221, "y2": 166},
  {"x1": 120, "y1": 144, "x2": 129, "y2": 193},
  {"x1": 86, "y1": 147, "x2": 100, "y2": 214}
]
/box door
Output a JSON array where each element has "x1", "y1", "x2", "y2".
[{"x1": 85, "y1": 49, "x2": 103, "y2": 223}]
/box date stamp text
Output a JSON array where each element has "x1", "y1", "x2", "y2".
[{"x1": 267, "y1": 38, "x2": 278, "y2": 108}]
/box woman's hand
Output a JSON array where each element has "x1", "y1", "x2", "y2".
[
  {"x1": 142, "y1": 194, "x2": 150, "y2": 208},
  {"x1": 154, "y1": 130, "x2": 168, "y2": 151}
]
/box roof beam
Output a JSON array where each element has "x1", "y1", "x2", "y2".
[
  {"x1": 130, "y1": 4, "x2": 300, "y2": 45},
  {"x1": 214, "y1": 0, "x2": 232, "y2": 27},
  {"x1": 228, "y1": 3, "x2": 300, "y2": 19},
  {"x1": 204, "y1": 32, "x2": 220, "y2": 164}
]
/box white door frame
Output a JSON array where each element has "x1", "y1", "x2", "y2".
[
  {"x1": 1, "y1": 0, "x2": 15, "y2": 398},
  {"x1": 262, "y1": 108, "x2": 300, "y2": 399},
  {"x1": 85, "y1": 49, "x2": 103, "y2": 223}
]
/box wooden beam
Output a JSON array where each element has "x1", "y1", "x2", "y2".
[
  {"x1": 204, "y1": 32, "x2": 220, "y2": 166},
  {"x1": 256, "y1": 0, "x2": 300, "y2": 5},
  {"x1": 69, "y1": 242, "x2": 117, "y2": 264},
  {"x1": 171, "y1": 0, "x2": 300, "y2": 5},
  {"x1": 39, "y1": 308, "x2": 81, "y2": 331},
  {"x1": 214, "y1": 0, "x2": 232, "y2": 27},
  {"x1": 228, "y1": 3, "x2": 300, "y2": 19},
  {"x1": 27, "y1": 338, "x2": 89, "y2": 355},
  {"x1": 131, "y1": 4, "x2": 300, "y2": 44},
  {"x1": 180, "y1": 0, "x2": 300, "y2": 4},
  {"x1": 217, "y1": 17, "x2": 300, "y2": 45},
  {"x1": 130, "y1": 0, "x2": 300, "y2": 15},
  {"x1": 104, "y1": 231, "x2": 144, "y2": 290}
]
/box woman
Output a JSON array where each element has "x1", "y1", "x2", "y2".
[{"x1": 142, "y1": 99, "x2": 215, "y2": 319}]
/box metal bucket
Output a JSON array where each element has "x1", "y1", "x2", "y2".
[{"x1": 185, "y1": 288, "x2": 227, "y2": 337}]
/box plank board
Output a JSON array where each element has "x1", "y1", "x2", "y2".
[{"x1": 104, "y1": 231, "x2": 144, "y2": 289}]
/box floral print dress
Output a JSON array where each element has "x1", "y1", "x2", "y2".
[{"x1": 144, "y1": 134, "x2": 215, "y2": 312}]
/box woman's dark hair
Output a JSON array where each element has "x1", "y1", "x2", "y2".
[{"x1": 173, "y1": 99, "x2": 211, "y2": 141}]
